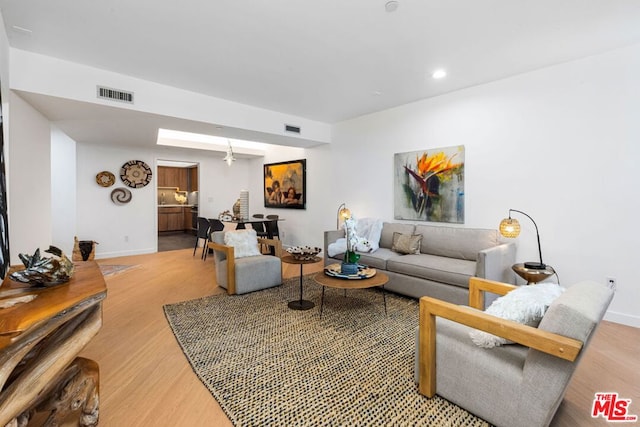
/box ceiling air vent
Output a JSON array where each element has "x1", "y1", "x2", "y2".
[
  {"x1": 285, "y1": 124, "x2": 301, "y2": 134},
  {"x1": 97, "y1": 86, "x2": 134, "y2": 104}
]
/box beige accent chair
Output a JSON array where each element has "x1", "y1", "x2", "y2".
[
  {"x1": 416, "y1": 277, "x2": 614, "y2": 427},
  {"x1": 208, "y1": 230, "x2": 282, "y2": 295}
]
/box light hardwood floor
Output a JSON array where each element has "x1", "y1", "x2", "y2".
[{"x1": 80, "y1": 249, "x2": 640, "y2": 426}]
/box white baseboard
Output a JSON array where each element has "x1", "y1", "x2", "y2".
[
  {"x1": 604, "y1": 310, "x2": 640, "y2": 328},
  {"x1": 94, "y1": 248, "x2": 156, "y2": 260}
]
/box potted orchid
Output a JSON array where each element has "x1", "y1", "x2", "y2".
[{"x1": 341, "y1": 217, "x2": 360, "y2": 274}]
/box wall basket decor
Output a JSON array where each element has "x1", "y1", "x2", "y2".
[
  {"x1": 110, "y1": 187, "x2": 132, "y2": 205},
  {"x1": 120, "y1": 160, "x2": 152, "y2": 188},
  {"x1": 96, "y1": 171, "x2": 115, "y2": 187}
]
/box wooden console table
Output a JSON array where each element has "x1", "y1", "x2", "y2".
[{"x1": 0, "y1": 261, "x2": 106, "y2": 426}]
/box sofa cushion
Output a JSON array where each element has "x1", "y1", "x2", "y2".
[
  {"x1": 391, "y1": 232, "x2": 423, "y2": 254},
  {"x1": 380, "y1": 222, "x2": 415, "y2": 249},
  {"x1": 387, "y1": 254, "x2": 476, "y2": 288},
  {"x1": 416, "y1": 225, "x2": 499, "y2": 261}
]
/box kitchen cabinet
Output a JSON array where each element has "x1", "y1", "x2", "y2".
[
  {"x1": 158, "y1": 207, "x2": 191, "y2": 232},
  {"x1": 157, "y1": 166, "x2": 188, "y2": 190},
  {"x1": 184, "y1": 207, "x2": 193, "y2": 231},
  {"x1": 188, "y1": 167, "x2": 198, "y2": 191}
]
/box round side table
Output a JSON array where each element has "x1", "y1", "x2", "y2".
[
  {"x1": 282, "y1": 255, "x2": 321, "y2": 310},
  {"x1": 512, "y1": 263, "x2": 555, "y2": 285}
]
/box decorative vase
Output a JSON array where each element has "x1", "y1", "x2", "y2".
[
  {"x1": 232, "y1": 199, "x2": 241, "y2": 218},
  {"x1": 340, "y1": 262, "x2": 359, "y2": 275}
]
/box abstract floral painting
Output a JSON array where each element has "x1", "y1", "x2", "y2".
[{"x1": 394, "y1": 145, "x2": 465, "y2": 223}]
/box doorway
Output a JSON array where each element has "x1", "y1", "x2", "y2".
[{"x1": 157, "y1": 160, "x2": 199, "y2": 252}]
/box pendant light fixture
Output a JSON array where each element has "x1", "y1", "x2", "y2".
[{"x1": 223, "y1": 140, "x2": 236, "y2": 166}]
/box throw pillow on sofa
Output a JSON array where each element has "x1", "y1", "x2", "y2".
[
  {"x1": 223, "y1": 229, "x2": 262, "y2": 258},
  {"x1": 391, "y1": 232, "x2": 423, "y2": 255},
  {"x1": 469, "y1": 282, "x2": 564, "y2": 348}
]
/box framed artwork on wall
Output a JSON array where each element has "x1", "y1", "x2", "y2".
[
  {"x1": 263, "y1": 159, "x2": 306, "y2": 209},
  {"x1": 394, "y1": 145, "x2": 465, "y2": 223}
]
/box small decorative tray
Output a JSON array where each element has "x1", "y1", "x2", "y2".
[{"x1": 324, "y1": 263, "x2": 376, "y2": 280}]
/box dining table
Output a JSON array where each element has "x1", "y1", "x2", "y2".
[{"x1": 223, "y1": 217, "x2": 283, "y2": 239}]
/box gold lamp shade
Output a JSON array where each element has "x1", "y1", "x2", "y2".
[
  {"x1": 499, "y1": 217, "x2": 521, "y2": 238},
  {"x1": 499, "y1": 209, "x2": 547, "y2": 270},
  {"x1": 336, "y1": 203, "x2": 352, "y2": 229},
  {"x1": 340, "y1": 208, "x2": 351, "y2": 221}
]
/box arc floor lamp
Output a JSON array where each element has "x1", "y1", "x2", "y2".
[{"x1": 499, "y1": 209, "x2": 546, "y2": 270}]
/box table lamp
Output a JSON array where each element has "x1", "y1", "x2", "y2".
[
  {"x1": 336, "y1": 203, "x2": 351, "y2": 229},
  {"x1": 499, "y1": 209, "x2": 546, "y2": 270}
]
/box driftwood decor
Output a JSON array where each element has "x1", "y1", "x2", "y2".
[
  {"x1": 0, "y1": 262, "x2": 106, "y2": 426},
  {"x1": 9, "y1": 246, "x2": 74, "y2": 286}
]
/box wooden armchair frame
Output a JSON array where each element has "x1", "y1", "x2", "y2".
[
  {"x1": 418, "y1": 277, "x2": 584, "y2": 398},
  {"x1": 207, "y1": 238, "x2": 282, "y2": 295}
]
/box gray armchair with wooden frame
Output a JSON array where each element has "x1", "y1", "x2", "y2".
[
  {"x1": 417, "y1": 277, "x2": 614, "y2": 427},
  {"x1": 208, "y1": 230, "x2": 283, "y2": 295}
]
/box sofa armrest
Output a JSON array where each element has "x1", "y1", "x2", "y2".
[
  {"x1": 324, "y1": 229, "x2": 345, "y2": 260},
  {"x1": 207, "y1": 241, "x2": 236, "y2": 294},
  {"x1": 418, "y1": 291, "x2": 583, "y2": 398},
  {"x1": 477, "y1": 242, "x2": 516, "y2": 283}
]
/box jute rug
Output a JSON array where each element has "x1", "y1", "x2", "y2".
[{"x1": 164, "y1": 275, "x2": 490, "y2": 426}]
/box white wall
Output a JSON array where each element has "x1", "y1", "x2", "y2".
[
  {"x1": 7, "y1": 92, "x2": 52, "y2": 261},
  {"x1": 10, "y1": 49, "x2": 331, "y2": 146},
  {"x1": 309, "y1": 43, "x2": 640, "y2": 327},
  {"x1": 74, "y1": 142, "x2": 253, "y2": 258},
  {"x1": 51, "y1": 127, "x2": 77, "y2": 254}
]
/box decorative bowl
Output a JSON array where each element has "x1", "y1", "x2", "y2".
[{"x1": 286, "y1": 246, "x2": 322, "y2": 261}]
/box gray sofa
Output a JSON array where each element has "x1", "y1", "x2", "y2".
[{"x1": 324, "y1": 222, "x2": 516, "y2": 306}]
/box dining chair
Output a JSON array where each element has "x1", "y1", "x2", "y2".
[
  {"x1": 194, "y1": 217, "x2": 211, "y2": 260},
  {"x1": 265, "y1": 214, "x2": 280, "y2": 240},
  {"x1": 251, "y1": 214, "x2": 269, "y2": 252}
]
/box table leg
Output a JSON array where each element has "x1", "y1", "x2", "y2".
[
  {"x1": 320, "y1": 286, "x2": 325, "y2": 318},
  {"x1": 288, "y1": 263, "x2": 315, "y2": 310},
  {"x1": 381, "y1": 285, "x2": 387, "y2": 317}
]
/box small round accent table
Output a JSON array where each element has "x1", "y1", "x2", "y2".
[
  {"x1": 282, "y1": 255, "x2": 321, "y2": 310},
  {"x1": 512, "y1": 263, "x2": 556, "y2": 285},
  {"x1": 313, "y1": 270, "x2": 389, "y2": 317}
]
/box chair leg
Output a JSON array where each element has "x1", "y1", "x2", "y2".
[
  {"x1": 193, "y1": 237, "x2": 199, "y2": 256},
  {"x1": 201, "y1": 239, "x2": 207, "y2": 260}
]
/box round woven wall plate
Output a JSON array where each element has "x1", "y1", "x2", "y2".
[
  {"x1": 111, "y1": 187, "x2": 132, "y2": 205},
  {"x1": 96, "y1": 171, "x2": 116, "y2": 187},
  {"x1": 120, "y1": 160, "x2": 152, "y2": 188}
]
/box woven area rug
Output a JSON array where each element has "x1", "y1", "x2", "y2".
[{"x1": 164, "y1": 275, "x2": 490, "y2": 426}]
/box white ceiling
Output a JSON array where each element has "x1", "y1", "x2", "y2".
[{"x1": 2, "y1": 1, "x2": 640, "y2": 149}]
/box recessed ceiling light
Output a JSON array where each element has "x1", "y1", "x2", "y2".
[
  {"x1": 385, "y1": 1, "x2": 399, "y2": 13},
  {"x1": 432, "y1": 69, "x2": 447, "y2": 79}
]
